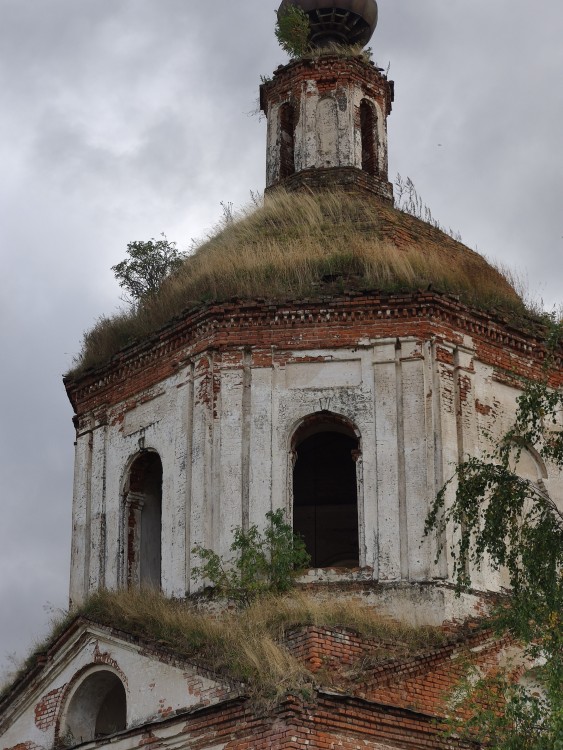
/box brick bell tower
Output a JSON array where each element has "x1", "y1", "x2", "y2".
[
  {"x1": 3, "y1": 5, "x2": 563, "y2": 750},
  {"x1": 260, "y1": 0, "x2": 394, "y2": 202},
  {"x1": 59, "y1": 0, "x2": 557, "y2": 620}
]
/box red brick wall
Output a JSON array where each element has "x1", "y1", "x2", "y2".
[{"x1": 33, "y1": 686, "x2": 65, "y2": 732}]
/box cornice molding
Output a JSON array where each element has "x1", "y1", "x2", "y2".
[{"x1": 64, "y1": 291, "x2": 558, "y2": 415}]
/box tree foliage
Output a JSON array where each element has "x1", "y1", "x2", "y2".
[
  {"x1": 445, "y1": 670, "x2": 555, "y2": 750},
  {"x1": 192, "y1": 510, "x2": 311, "y2": 607},
  {"x1": 111, "y1": 234, "x2": 185, "y2": 303},
  {"x1": 425, "y1": 319, "x2": 563, "y2": 748},
  {"x1": 275, "y1": 5, "x2": 310, "y2": 58}
]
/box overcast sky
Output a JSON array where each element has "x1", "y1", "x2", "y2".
[{"x1": 1, "y1": 0, "x2": 562, "y2": 683}]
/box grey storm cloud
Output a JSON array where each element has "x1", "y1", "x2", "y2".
[{"x1": 1, "y1": 0, "x2": 562, "y2": 683}]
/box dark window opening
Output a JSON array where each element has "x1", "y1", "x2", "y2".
[
  {"x1": 279, "y1": 102, "x2": 296, "y2": 179},
  {"x1": 125, "y1": 452, "x2": 162, "y2": 589},
  {"x1": 360, "y1": 100, "x2": 378, "y2": 175},
  {"x1": 62, "y1": 670, "x2": 126, "y2": 745},
  {"x1": 293, "y1": 428, "x2": 359, "y2": 568}
]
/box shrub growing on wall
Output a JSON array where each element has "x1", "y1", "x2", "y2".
[{"x1": 192, "y1": 510, "x2": 310, "y2": 607}]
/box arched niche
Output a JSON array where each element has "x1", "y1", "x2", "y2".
[
  {"x1": 291, "y1": 413, "x2": 361, "y2": 569},
  {"x1": 316, "y1": 96, "x2": 339, "y2": 167},
  {"x1": 509, "y1": 442, "x2": 548, "y2": 482},
  {"x1": 123, "y1": 450, "x2": 162, "y2": 589},
  {"x1": 279, "y1": 102, "x2": 296, "y2": 179},
  {"x1": 59, "y1": 668, "x2": 126, "y2": 745},
  {"x1": 498, "y1": 441, "x2": 548, "y2": 589},
  {"x1": 359, "y1": 99, "x2": 378, "y2": 175}
]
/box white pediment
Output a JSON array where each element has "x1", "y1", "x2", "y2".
[{"x1": 0, "y1": 620, "x2": 233, "y2": 750}]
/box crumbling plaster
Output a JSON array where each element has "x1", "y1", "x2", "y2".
[
  {"x1": 0, "y1": 626, "x2": 229, "y2": 750},
  {"x1": 68, "y1": 330, "x2": 562, "y2": 616},
  {"x1": 266, "y1": 81, "x2": 387, "y2": 186}
]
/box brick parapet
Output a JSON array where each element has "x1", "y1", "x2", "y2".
[
  {"x1": 284, "y1": 625, "x2": 369, "y2": 673},
  {"x1": 260, "y1": 55, "x2": 394, "y2": 116},
  {"x1": 282, "y1": 622, "x2": 508, "y2": 720}
]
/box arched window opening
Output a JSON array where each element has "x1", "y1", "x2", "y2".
[
  {"x1": 499, "y1": 442, "x2": 547, "y2": 589},
  {"x1": 124, "y1": 451, "x2": 162, "y2": 589},
  {"x1": 360, "y1": 99, "x2": 378, "y2": 175},
  {"x1": 279, "y1": 102, "x2": 296, "y2": 179},
  {"x1": 62, "y1": 670, "x2": 126, "y2": 745},
  {"x1": 292, "y1": 417, "x2": 360, "y2": 568}
]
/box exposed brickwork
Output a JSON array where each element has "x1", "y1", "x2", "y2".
[
  {"x1": 271, "y1": 166, "x2": 394, "y2": 202},
  {"x1": 65, "y1": 290, "x2": 560, "y2": 420},
  {"x1": 260, "y1": 55, "x2": 394, "y2": 118},
  {"x1": 260, "y1": 54, "x2": 394, "y2": 200},
  {"x1": 92, "y1": 641, "x2": 128, "y2": 685},
  {"x1": 34, "y1": 686, "x2": 65, "y2": 731},
  {"x1": 285, "y1": 625, "x2": 368, "y2": 673},
  {"x1": 361, "y1": 632, "x2": 509, "y2": 716},
  {"x1": 4, "y1": 743, "x2": 45, "y2": 750},
  {"x1": 137, "y1": 694, "x2": 460, "y2": 750},
  {"x1": 2, "y1": 618, "x2": 523, "y2": 750},
  {"x1": 184, "y1": 674, "x2": 231, "y2": 708},
  {"x1": 282, "y1": 622, "x2": 517, "y2": 725}
]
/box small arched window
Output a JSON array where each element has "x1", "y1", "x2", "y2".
[
  {"x1": 61, "y1": 669, "x2": 126, "y2": 745},
  {"x1": 279, "y1": 102, "x2": 296, "y2": 179},
  {"x1": 292, "y1": 415, "x2": 360, "y2": 568},
  {"x1": 360, "y1": 99, "x2": 378, "y2": 175},
  {"x1": 124, "y1": 451, "x2": 162, "y2": 589}
]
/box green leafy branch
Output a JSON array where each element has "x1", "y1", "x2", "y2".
[
  {"x1": 425, "y1": 318, "x2": 563, "y2": 747},
  {"x1": 111, "y1": 234, "x2": 185, "y2": 304},
  {"x1": 275, "y1": 5, "x2": 311, "y2": 59},
  {"x1": 192, "y1": 510, "x2": 310, "y2": 607}
]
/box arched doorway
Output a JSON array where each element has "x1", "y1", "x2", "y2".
[
  {"x1": 124, "y1": 451, "x2": 162, "y2": 589},
  {"x1": 292, "y1": 415, "x2": 360, "y2": 568}
]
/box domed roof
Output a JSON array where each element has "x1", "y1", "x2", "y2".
[
  {"x1": 278, "y1": 0, "x2": 378, "y2": 48},
  {"x1": 73, "y1": 191, "x2": 525, "y2": 374},
  {"x1": 170, "y1": 191, "x2": 521, "y2": 309}
]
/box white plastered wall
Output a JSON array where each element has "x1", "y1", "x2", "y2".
[
  {"x1": 69, "y1": 335, "x2": 563, "y2": 614},
  {"x1": 265, "y1": 80, "x2": 388, "y2": 185}
]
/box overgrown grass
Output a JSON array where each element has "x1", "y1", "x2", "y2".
[
  {"x1": 70, "y1": 190, "x2": 530, "y2": 376},
  {"x1": 1, "y1": 589, "x2": 449, "y2": 709},
  {"x1": 301, "y1": 42, "x2": 374, "y2": 64}
]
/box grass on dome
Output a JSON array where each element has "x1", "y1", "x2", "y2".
[{"x1": 70, "y1": 190, "x2": 531, "y2": 376}]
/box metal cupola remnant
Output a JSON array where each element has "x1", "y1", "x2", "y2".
[{"x1": 277, "y1": 0, "x2": 378, "y2": 48}]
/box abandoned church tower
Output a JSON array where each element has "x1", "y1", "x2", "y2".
[{"x1": 2, "y1": 2, "x2": 562, "y2": 749}]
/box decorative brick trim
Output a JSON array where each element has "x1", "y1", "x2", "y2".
[{"x1": 65, "y1": 291, "x2": 558, "y2": 418}]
